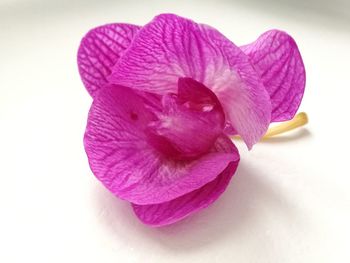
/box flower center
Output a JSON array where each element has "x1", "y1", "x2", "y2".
[{"x1": 147, "y1": 78, "x2": 225, "y2": 160}]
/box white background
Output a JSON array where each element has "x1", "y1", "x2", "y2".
[{"x1": 1, "y1": 0, "x2": 349, "y2": 262}]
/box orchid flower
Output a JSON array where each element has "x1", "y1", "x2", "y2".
[{"x1": 77, "y1": 14, "x2": 306, "y2": 226}]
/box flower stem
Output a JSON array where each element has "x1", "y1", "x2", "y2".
[
  {"x1": 262, "y1": 112, "x2": 308, "y2": 139},
  {"x1": 231, "y1": 112, "x2": 309, "y2": 140}
]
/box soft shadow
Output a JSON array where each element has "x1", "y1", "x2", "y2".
[
  {"x1": 92, "y1": 161, "x2": 299, "y2": 251},
  {"x1": 260, "y1": 128, "x2": 311, "y2": 144}
]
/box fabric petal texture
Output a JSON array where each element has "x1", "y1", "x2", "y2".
[
  {"x1": 132, "y1": 136, "x2": 239, "y2": 226},
  {"x1": 84, "y1": 85, "x2": 238, "y2": 205},
  {"x1": 77, "y1": 23, "x2": 140, "y2": 96},
  {"x1": 240, "y1": 30, "x2": 306, "y2": 121},
  {"x1": 109, "y1": 14, "x2": 271, "y2": 149}
]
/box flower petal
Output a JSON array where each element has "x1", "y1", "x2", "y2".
[
  {"x1": 132, "y1": 136, "x2": 239, "y2": 226},
  {"x1": 77, "y1": 23, "x2": 140, "y2": 96},
  {"x1": 240, "y1": 30, "x2": 306, "y2": 121},
  {"x1": 109, "y1": 14, "x2": 271, "y2": 149},
  {"x1": 84, "y1": 85, "x2": 238, "y2": 205}
]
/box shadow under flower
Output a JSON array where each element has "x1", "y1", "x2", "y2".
[{"x1": 92, "y1": 161, "x2": 300, "y2": 252}]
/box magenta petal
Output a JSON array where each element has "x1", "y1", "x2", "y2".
[
  {"x1": 109, "y1": 14, "x2": 271, "y2": 148},
  {"x1": 77, "y1": 23, "x2": 140, "y2": 96},
  {"x1": 84, "y1": 86, "x2": 238, "y2": 205},
  {"x1": 241, "y1": 30, "x2": 306, "y2": 122},
  {"x1": 132, "y1": 136, "x2": 239, "y2": 226}
]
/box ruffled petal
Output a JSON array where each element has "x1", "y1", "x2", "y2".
[
  {"x1": 84, "y1": 85, "x2": 238, "y2": 205},
  {"x1": 77, "y1": 23, "x2": 140, "y2": 96},
  {"x1": 132, "y1": 136, "x2": 239, "y2": 226},
  {"x1": 240, "y1": 30, "x2": 306, "y2": 122},
  {"x1": 109, "y1": 14, "x2": 271, "y2": 149}
]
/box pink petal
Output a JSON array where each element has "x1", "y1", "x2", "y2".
[
  {"x1": 240, "y1": 30, "x2": 306, "y2": 122},
  {"x1": 84, "y1": 85, "x2": 238, "y2": 205},
  {"x1": 132, "y1": 136, "x2": 239, "y2": 226},
  {"x1": 109, "y1": 14, "x2": 271, "y2": 149},
  {"x1": 148, "y1": 78, "x2": 225, "y2": 159},
  {"x1": 77, "y1": 23, "x2": 140, "y2": 96}
]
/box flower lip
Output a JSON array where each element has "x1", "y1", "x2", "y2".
[
  {"x1": 177, "y1": 77, "x2": 224, "y2": 117},
  {"x1": 146, "y1": 77, "x2": 226, "y2": 160}
]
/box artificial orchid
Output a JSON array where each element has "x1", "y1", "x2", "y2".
[{"x1": 78, "y1": 14, "x2": 305, "y2": 226}]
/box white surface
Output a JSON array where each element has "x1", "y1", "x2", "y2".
[{"x1": 1, "y1": 0, "x2": 350, "y2": 262}]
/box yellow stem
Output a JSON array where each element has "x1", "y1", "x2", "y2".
[
  {"x1": 232, "y1": 112, "x2": 309, "y2": 140},
  {"x1": 263, "y1": 112, "x2": 308, "y2": 138}
]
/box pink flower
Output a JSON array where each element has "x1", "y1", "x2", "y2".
[{"x1": 77, "y1": 14, "x2": 305, "y2": 226}]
